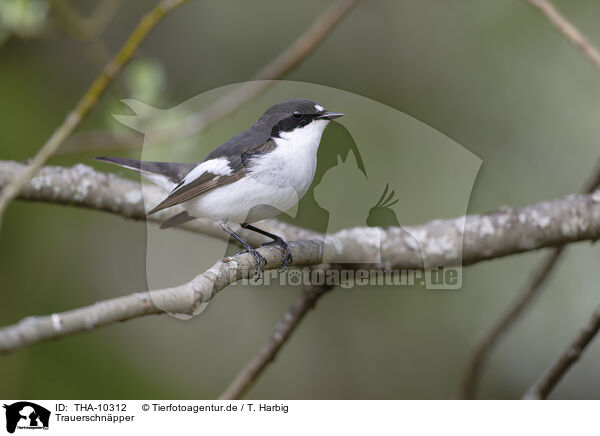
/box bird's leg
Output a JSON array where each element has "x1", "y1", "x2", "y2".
[
  {"x1": 241, "y1": 223, "x2": 293, "y2": 271},
  {"x1": 219, "y1": 220, "x2": 266, "y2": 276}
]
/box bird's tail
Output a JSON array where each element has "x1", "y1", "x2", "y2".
[
  {"x1": 95, "y1": 156, "x2": 165, "y2": 176},
  {"x1": 95, "y1": 156, "x2": 197, "y2": 192},
  {"x1": 95, "y1": 156, "x2": 200, "y2": 224}
]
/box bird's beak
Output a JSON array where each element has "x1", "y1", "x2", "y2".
[{"x1": 317, "y1": 111, "x2": 344, "y2": 120}]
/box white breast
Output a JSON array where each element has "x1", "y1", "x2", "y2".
[
  {"x1": 251, "y1": 119, "x2": 329, "y2": 195},
  {"x1": 183, "y1": 119, "x2": 329, "y2": 223}
]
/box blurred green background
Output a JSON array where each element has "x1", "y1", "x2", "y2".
[{"x1": 1, "y1": 0, "x2": 600, "y2": 399}]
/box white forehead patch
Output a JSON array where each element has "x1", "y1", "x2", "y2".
[{"x1": 314, "y1": 104, "x2": 324, "y2": 112}]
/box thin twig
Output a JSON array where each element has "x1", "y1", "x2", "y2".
[
  {"x1": 219, "y1": 280, "x2": 334, "y2": 400},
  {"x1": 252, "y1": 0, "x2": 359, "y2": 80},
  {"x1": 525, "y1": 0, "x2": 600, "y2": 71},
  {"x1": 0, "y1": 0, "x2": 190, "y2": 231},
  {"x1": 49, "y1": 0, "x2": 129, "y2": 96},
  {"x1": 175, "y1": 0, "x2": 360, "y2": 141},
  {"x1": 63, "y1": 0, "x2": 360, "y2": 152},
  {"x1": 460, "y1": 248, "x2": 564, "y2": 399},
  {"x1": 523, "y1": 305, "x2": 600, "y2": 399},
  {"x1": 461, "y1": 157, "x2": 600, "y2": 399},
  {"x1": 50, "y1": 0, "x2": 122, "y2": 43},
  {"x1": 459, "y1": 0, "x2": 600, "y2": 399}
]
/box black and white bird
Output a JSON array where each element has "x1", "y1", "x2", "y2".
[{"x1": 96, "y1": 98, "x2": 343, "y2": 274}]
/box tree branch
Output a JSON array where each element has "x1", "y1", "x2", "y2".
[
  {"x1": 0, "y1": 0, "x2": 190, "y2": 230},
  {"x1": 0, "y1": 241, "x2": 323, "y2": 354},
  {"x1": 523, "y1": 305, "x2": 600, "y2": 399},
  {"x1": 5, "y1": 161, "x2": 600, "y2": 270},
  {"x1": 0, "y1": 160, "x2": 318, "y2": 246},
  {"x1": 219, "y1": 280, "x2": 335, "y2": 400},
  {"x1": 2, "y1": 161, "x2": 600, "y2": 354}
]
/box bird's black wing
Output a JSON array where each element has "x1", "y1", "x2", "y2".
[
  {"x1": 240, "y1": 138, "x2": 277, "y2": 166},
  {"x1": 146, "y1": 138, "x2": 277, "y2": 216},
  {"x1": 146, "y1": 169, "x2": 245, "y2": 215}
]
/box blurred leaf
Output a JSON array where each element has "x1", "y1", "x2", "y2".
[
  {"x1": 0, "y1": 0, "x2": 49, "y2": 38},
  {"x1": 123, "y1": 57, "x2": 167, "y2": 105}
]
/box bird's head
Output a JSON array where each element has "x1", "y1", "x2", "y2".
[{"x1": 258, "y1": 98, "x2": 344, "y2": 139}]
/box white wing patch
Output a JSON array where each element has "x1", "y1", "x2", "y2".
[
  {"x1": 314, "y1": 104, "x2": 324, "y2": 112},
  {"x1": 178, "y1": 157, "x2": 232, "y2": 188}
]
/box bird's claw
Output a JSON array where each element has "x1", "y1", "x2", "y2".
[
  {"x1": 261, "y1": 238, "x2": 293, "y2": 271},
  {"x1": 235, "y1": 246, "x2": 267, "y2": 278}
]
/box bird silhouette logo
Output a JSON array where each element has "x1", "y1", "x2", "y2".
[{"x1": 366, "y1": 184, "x2": 400, "y2": 228}]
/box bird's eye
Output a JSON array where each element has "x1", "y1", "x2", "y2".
[{"x1": 292, "y1": 110, "x2": 303, "y2": 119}]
